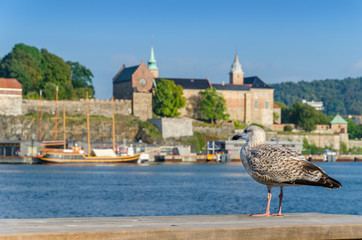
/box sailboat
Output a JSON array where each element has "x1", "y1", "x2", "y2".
[
  {"x1": 38, "y1": 93, "x2": 158, "y2": 164},
  {"x1": 39, "y1": 146, "x2": 143, "y2": 164}
]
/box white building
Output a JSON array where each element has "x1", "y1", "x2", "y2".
[{"x1": 302, "y1": 99, "x2": 324, "y2": 111}]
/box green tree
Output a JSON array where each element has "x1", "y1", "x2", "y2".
[
  {"x1": 0, "y1": 43, "x2": 96, "y2": 100},
  {"x1": 66, "y1": 61, "x2": 95, "y2": 98},
  {"x1": 284, "y1": 102, "x2": 330, "y2": 132},
  {"x1": 41, "y1": 49, "x2": 73, "y2": 99},
  {"x1": 0, "y1": 46, "x2": 43, "y2": 94},
  {"x1": 346, "y1": 119, "x2": 362, "y2": 139},
  {"x1": 198, "y1": 88, "x2": 229, "y2": 123},
  {"x1": 153, "y1": 79, "x2": 186, "y2": 117},
  {"x1": 284, "y1": 125, "x2": 293, "y2": 132}
]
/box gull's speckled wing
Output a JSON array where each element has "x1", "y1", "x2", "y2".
[{"x1": 245, "y1": 144, "x2": 326, "y2": 186}]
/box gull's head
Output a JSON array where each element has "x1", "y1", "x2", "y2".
[{"x1": 232, "y1": 125, "x2": 266, "y2": 144}]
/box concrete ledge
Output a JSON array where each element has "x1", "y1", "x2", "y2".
[{"x1": 1, "y1": 213, "x2": 362, "y2": 240}]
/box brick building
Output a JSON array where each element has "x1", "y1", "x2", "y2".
[{"x1": 112, "y1": 61, "x2": 153, "y2": 120}]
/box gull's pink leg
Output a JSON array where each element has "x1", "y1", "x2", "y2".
[
  {"x1": 251, "y1": 187, "x2": 272, "y2": 217},
  {"x1": 272, "y1": 187, "x2": 283, "y2": 216}
]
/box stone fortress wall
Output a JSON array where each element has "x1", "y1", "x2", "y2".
[
  {"x1": 0, "y1": 96, "x2": 23, "y2": 116},
  {"x1": 23, "y1": 98, "x2": 132, "y2": 117}
]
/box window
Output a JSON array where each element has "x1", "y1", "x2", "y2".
[
  {"x1": 265, "y1": 102, "x2": 269, "y2": 109},
  {"x1": 265, "y1": 92, "x2": 269, "y2": 97},
  {"x1": 260, "y1": 92, "x2": 263, "y2": 97},
  {"x1": 254, "y1": 101, "x2": 258, "y2": 109},
  {"x1": 185, "y1": 91, "x2": 188, "y2": 95},
  {"x1": 254, "y1": 92, "x2": 258, "y2": 98},
  {"x1": 229, "y1": 93, "x2": 232, "y2": 97}
]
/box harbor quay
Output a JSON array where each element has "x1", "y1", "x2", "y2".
[
  {"x1": 0, "y1": 139, "x2": 361, "y2": 164},
  {"x1": 1, "y1": 213, "x2": 362, "y2": 240}
]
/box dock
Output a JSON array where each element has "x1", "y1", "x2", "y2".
[
  {"x1": 0, "y1": 156, "x2": 35, "y2": 164},
  {"x1": 1, "y1": 213, "x2": 362, "y2": 239}
]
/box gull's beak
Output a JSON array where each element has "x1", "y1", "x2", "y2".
[{"x1": 232, "y1": 133, "x2": 242, "y2": 140}]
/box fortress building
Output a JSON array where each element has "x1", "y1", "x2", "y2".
[
  {"x1": 0, "y1": 78, "x2": 23, "y2": 116},
  {"x1": 112, "y1": 61, "x2": 154, "y2": 120},
  {"x1": 112, "y1": 48, "x2": 275, "y2": 127}
]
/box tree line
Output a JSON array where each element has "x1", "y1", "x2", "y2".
[
  {"x1": 276, "y1": 101, "x2": 361, "y2": 139},
  {"x1": 0, "y1": 43, "x2": 95, "y2": 100},
  {"x1": 271, "y1": 77, "x2": 362, "y2": 116}
]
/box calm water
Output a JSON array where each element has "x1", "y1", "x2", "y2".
[{"x1": 0, "y1": 162, "x2": 360, "y2": 219}]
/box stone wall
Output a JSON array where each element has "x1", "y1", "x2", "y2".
[
  {"x1": 0, "y1": 96, "x2": 22, "y2": 116},
  {"x1": 193, "y1": 125, "x2": 236, "y2": 138},
  {"x1": 149, "y1": 118, "x2": 193, "y2": 139},
  {"x1": 349, "y1": 140, "x2": 362, "y2": 149},
  {"x1": 275, "y1": 133, "x2": 348, "y2": 151},
  {"x1": 22, "y1": 99, "x2": 132, "y2": 117},
  {"x1": 133, "y1": 93, "x2": 152, "y2": 121},
  {"x1": 0, "y1": 115, "x2": 140, "y2": 142}
]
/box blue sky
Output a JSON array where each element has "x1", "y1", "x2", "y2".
[{"x1": 1, "y1": 0, "x2": 362, "y2": 99}]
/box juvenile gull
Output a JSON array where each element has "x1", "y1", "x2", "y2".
[{"x1": 232, "y1": 125, "x2": 342, "y2": 216}]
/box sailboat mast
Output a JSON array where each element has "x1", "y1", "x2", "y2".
[
  {"x1": 63, "y1": 104, "x2": 66, "y2": 149},
  {"x1": 112, "y1": 96, "x2": 116, "y2": 152},
  {"x1": 86, "y1": 92, "x2": 91, "y2": 155},
  {"x1": 54, "y1": 86, "x2": 58, "y2": 140},
  {"x1": 38, "y1": 90, "x2": 42, "y2": 141}
]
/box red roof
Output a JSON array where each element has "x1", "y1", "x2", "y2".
[
  {"x1": 0, "y1": 78, "x2": 22, "y2": 89},
  {"x1": 273, "y1": 103, "x2": 281, "y2": 108}
]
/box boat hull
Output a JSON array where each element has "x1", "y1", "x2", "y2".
[{"x1": 40, "y1": 153, "x2": 140, "y2": 164}]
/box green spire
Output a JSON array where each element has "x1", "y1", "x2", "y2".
[
  {"x1": 329, "y1": 113, "x2": 347, "y2": 124},
  {"x1": 148, "y1": 46, "x2": 158, "y2": 70}
]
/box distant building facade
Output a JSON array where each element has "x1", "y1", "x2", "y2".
[
  {"x1": 343, "y1": 115, "x2": 362, "y2": 125},
  {"x1": 302, "y1": 99, "x2": 324, "y2": 111}
]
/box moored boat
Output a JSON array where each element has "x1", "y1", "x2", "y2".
[{"x1": 39, "y1": 146, "x2": 141, "y2": 164}]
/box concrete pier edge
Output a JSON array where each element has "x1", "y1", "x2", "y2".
[{"x1": 1, "y1": 213, "x2": 362, "y2": 240}]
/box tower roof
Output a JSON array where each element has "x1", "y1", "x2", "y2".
[
  {"x1": 330, "y1": 114, "x2": 348, "y2": 124},
  {"x1": 230, "y1": 52, "x2": 243, "y2": 74},
  {"x1": 148, "y1": 46, "x2": 158, "y2": 70}
]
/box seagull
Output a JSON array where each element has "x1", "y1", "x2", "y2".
[{"x1": 232, "y1": 125, "x2": 342, "y2": 216}]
